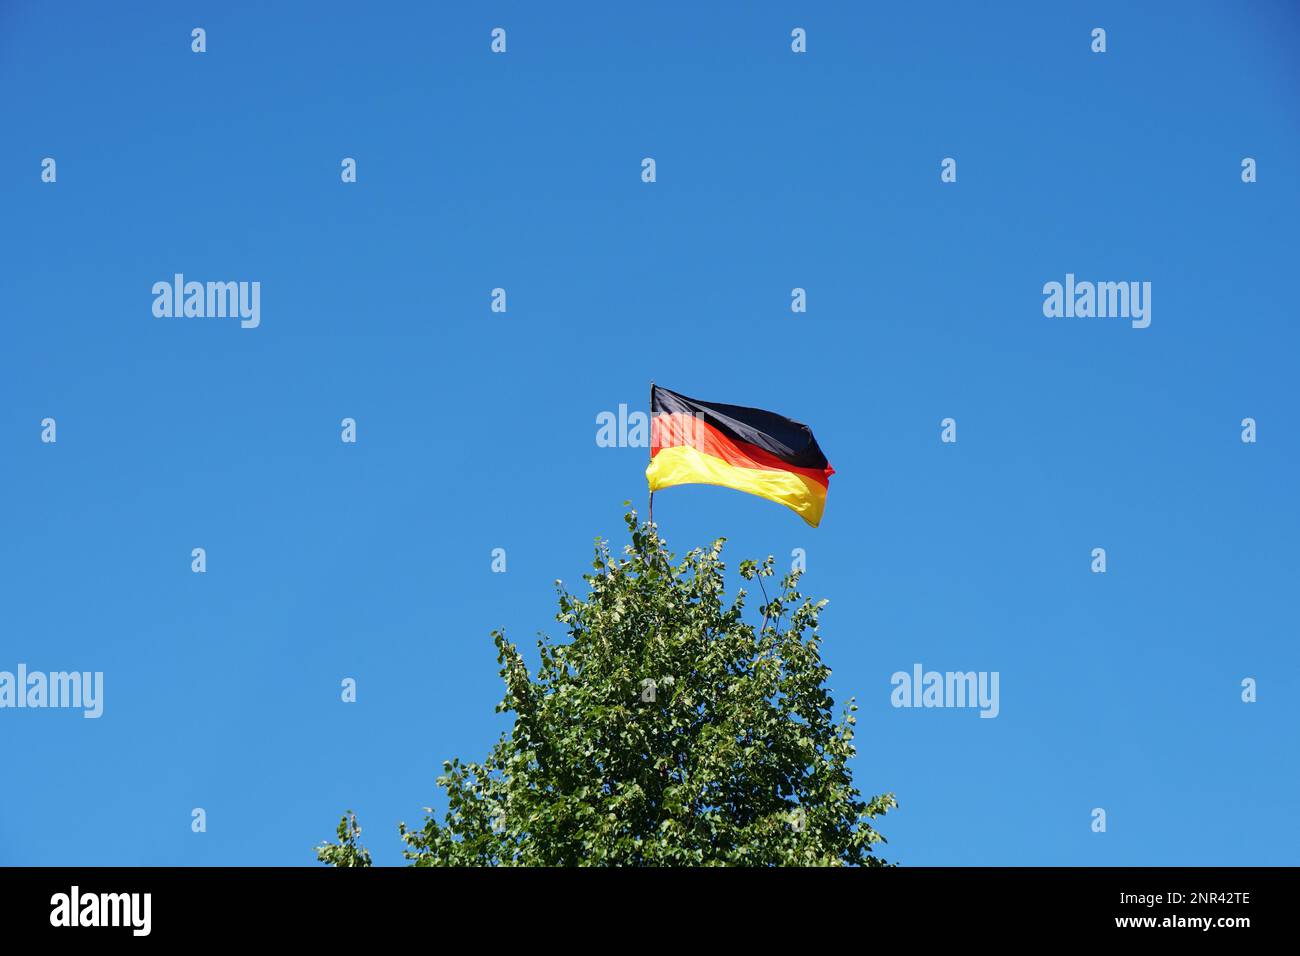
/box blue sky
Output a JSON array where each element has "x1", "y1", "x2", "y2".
[{"x1": 2, "y1": 0, "x2": 1297, "y2": 866}]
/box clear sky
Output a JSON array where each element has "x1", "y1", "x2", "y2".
[{"x1": 2, "y1": 1, "x2": 1297, "y2": 866}]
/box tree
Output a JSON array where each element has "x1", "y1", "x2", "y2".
[
  {"x1": 316, "y1": 510, "x2": 896, "y2": 866},
  {"x1": 316, "y1": 810, "x2": 372, "y2": 867}
]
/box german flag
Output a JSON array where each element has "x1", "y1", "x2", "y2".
[{"x1": 645, "y1": 385, "x2": 834, "y2": 527}]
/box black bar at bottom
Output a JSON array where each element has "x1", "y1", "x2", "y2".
[{"x1": 0, "y1": 866, "x2": 1284, "y2": 941}]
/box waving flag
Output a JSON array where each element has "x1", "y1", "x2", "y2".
[{"x1": 645, "y1": 385, "x2": 834, "y2": 527}]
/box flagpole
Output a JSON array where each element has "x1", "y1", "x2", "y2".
[{"x1": 648, "y1": 380, "x2": 655, "y2": 529}]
